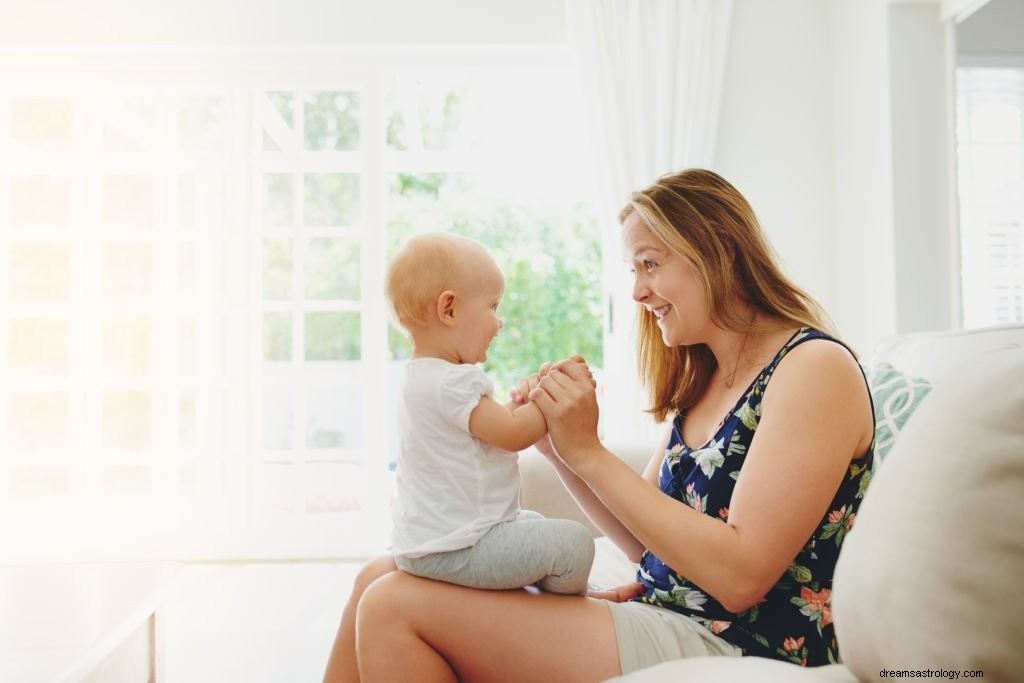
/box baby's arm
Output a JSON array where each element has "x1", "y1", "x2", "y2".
[
  {"x1": 471, "y1": 356, "x2": 587, "y2": 452},
  {"x1": 468, "y1": 396, "x2": 546, "y2": 453}
]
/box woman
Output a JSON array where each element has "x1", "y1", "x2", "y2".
[{"x1": 323, "y1": 168, "x2": 874, "y2": 682}]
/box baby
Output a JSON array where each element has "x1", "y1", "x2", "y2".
[{"x1": 385, "y1": 231, "x2": 595, "y2": 594}]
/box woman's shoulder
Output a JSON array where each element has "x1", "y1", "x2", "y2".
[
  {"x1": 766, "y1": 330, "x2": 869, "y2": 413},
  {"x1": 780, "y1": 329, "x2": 861, "y2": 369},
  {"x1": 775, "y1": 330, "x2": 863, "y2": 379}
]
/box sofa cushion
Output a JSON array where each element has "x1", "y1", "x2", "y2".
[
  {"x1": 605, "y1": 657, "x2": 857, "y2": 682},
  {"x1": 833, "y1": 347, "x2": 1024, "y2": 681},
  {"x1": 868, "y1": 323, "x2": 1023, "y2": 384},
  {"x1": 864, "y1": 363, "x2": 933, "y2": 465}
]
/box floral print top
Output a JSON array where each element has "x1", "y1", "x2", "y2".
[{"x1": 634, "y1": 328, "x2": 874, "y2": 666}]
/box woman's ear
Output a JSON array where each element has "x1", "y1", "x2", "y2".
[{"x1": 436, "y1": 290, "x2": 457, "y2": 326}]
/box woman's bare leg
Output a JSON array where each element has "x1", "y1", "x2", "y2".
[
  {"x1": 357, "y1": 571, "x2": 621, "y2": 683},
  {"x1": 322, "y1": 555, "x2": 397, "y2": 683}
]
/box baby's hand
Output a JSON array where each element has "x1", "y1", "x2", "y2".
[
  {"x1": 514, "y1": 356, "x2": 591, "y2": 404},
  {"x1": 540, "y1": 355, "x2": 585, "y2": 377}
]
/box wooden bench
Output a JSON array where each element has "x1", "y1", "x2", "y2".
[{"x1": 0, "y1": 562, "x2": 180, "y2": 683}]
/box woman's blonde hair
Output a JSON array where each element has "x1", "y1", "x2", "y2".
[
  {"x1": 622, "y1": 168, "x2": 835, "y2": 422},
  {"x1": 384, "y1": 232, "x2": 487, "y2": 333}
]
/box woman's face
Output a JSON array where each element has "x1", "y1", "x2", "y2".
[{"x1": 623, "y1": 214, "x2": 710, "y2": 347}]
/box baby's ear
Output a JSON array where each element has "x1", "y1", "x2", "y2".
[{"x1": 435, "y1": 290, "x2": 457, "y2": 326}]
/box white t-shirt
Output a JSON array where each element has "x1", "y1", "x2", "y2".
[{"x1": 390, "y1": 357, "x2": 522, "y2": 559}]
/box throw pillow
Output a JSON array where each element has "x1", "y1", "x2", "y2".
[
  {"x1": 864, "y1": 363, "x2": 933, "y2": 465},
  {"x1": 834, "y1": 348, "x2": 1024, "y2": 681}
]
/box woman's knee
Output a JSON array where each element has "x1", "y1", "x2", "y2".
[
  {"x1": 356, "y1": 571, "x2": 421, "y2": 634},
  {"x1": 346, "y1": 555, "x2": 397, "y2": 615},
  {"x1": 355, "y1": 555, "x2": 397, "y2": 592}
]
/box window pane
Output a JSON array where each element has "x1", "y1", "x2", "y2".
[
  {"x1": 9, "y1": 244, "x2": 71, "y2": 302},
  {"x1": 8, "y1": 468, "x2": 70, "y2": 500},
  {"x1": 305, "y1": 384, "x2": 361, "y2": 449},
  {"x1": 103, "y1": 243, "x2": 152, "y2": 299},
  {"x1": 262, "y1": 91, "x2": 297, "y2": 152},
  {"x1": 101, "y1": 97, "x2": 157, "y2": 153},
  {"x1": 384, "y1": 76, "x2": 468, "y2": 151},
  {"x1": 9, "y1": 176, "x2": 72, "y2": 229},
  {"x1": 102, "y1": 316, "x2": 151, "y2": 376},
  {"x1": 263, "y1": 238, "x2": 293, "y2": 300},
  {"x1": 304, "y1": 91, "x2": 359, "y2": 151},
  {"x1": 305, "y1": 311, "x2": 359, "y2": 361},
  {"x1": 179, "y1": 96, "x2": 225, "y2": 152},
  {"x1": 263, "y1": 387, "x2": 294, "y2": 450},
  {"x1": 102, "y1": 466, "x2": 151, "y2": 496},
  {"x1": 957, "y1": 67, "x2": 1024, "y2": 326},
  {"x1": 9, "y1": 318, "x2": 69, "y2": 376},
  {"x1": 11, "y1": 95, "x2": 73, "y2": 152},
  {"x1": 101, "y1": 174, "x2": 154, "y2": 229},
  {"x1": 304, "y1": 173, "x2": 359, "y2": 226},
  {"x1": 263, "y1": 312, "x2": 292, "y2": 362},
  {"x1": 9, "y1": 391, "x2": 70, "y2": 452},
  {"x1": 305, "y1": 237, "x2": 359, "y2": 300},
  {"x1": 102, "y1": 391, "x2": 151, "y2": 449},
  {"x1": 262, "y1": 173, "x2": 294, "y2": 227}
]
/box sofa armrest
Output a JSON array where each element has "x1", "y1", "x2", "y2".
[{"x1": 520, "y1": 440, "x2": 656, "y2": 538}]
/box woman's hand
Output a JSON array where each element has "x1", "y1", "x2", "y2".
[
  {"x1": 509, "y1": 363, "x2": 554, "y2": 406},
  {"x1": 588, "y1": 582, "x2": 644, "y2": 602},
  {"x1": 510, "y1": 356, "x2": 592, "y2": 461},
  {"x1": 528, "y1": 358, "x2": 602, "y2": 469}
]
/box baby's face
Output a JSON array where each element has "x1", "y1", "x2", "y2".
[{"x1": 451, "y1": 258, "x2": 505, "y2": 364}]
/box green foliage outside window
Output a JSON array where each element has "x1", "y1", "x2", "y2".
[{"x1": 387, "y1": 173, "x2": 603, "y2": 398}]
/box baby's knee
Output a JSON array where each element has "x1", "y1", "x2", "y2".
[{"x1": 562, "y1": 520, "x2": 596, "y2": 564}]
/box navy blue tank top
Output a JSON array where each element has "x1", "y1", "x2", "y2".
[{"x1": 634, "y1": 328, "x2": 874, "y2": 666}]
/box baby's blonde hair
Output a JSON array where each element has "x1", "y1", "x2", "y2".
[{"x1": 385, "y1": 232, "x2": 489, "y2": 332}]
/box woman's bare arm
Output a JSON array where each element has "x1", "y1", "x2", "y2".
[{"x1": 531, "y1": 342, "x2": 872, "y2": 612}]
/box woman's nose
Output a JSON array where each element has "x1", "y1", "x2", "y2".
[{"x1": 632, "y1": 275, "x2": 649, "y2": 303}]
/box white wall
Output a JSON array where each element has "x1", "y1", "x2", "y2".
[
  {"x1": 889, "y1": 2, "x2": 958, "y2": 334},
  {"x1": 714, "y1": 0, "x2": 838, "y2": 337},
  {"x1": 957, "y1": 0, "x2": 1024, "y2": 56},
  {"x1": 715, "y1": 0, "x2": 903, "y2": 355},
  {"x1": 718, "y1": 0, "x2": 960, "y2": 353}
]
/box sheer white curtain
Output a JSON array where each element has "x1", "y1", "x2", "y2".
[{"x1": 564, "y1": 0, "x2": 733, "y2": 445}]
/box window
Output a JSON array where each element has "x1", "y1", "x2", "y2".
[
  {"x1": 0, "y1": 49, "x2": 602, "y2": 562},
  {"x1": 956, "y1": 66, "x2": 1024, "y2": 327}
]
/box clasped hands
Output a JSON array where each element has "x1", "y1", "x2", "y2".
[{"x1": 510, "y1": 355, "x2": 601, "y2": 469}]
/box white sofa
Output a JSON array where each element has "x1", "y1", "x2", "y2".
[{"x1": 520, "y1": 324, "x2": 1024, "y2": 682}]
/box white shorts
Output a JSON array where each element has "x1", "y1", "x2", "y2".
[{"x1": 604, "y1": 600, "x2": 742, "y2": 675}]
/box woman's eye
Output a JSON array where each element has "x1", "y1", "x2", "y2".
[{"x1": 643, "y1": 260, "x2": 657, "y2": 272}]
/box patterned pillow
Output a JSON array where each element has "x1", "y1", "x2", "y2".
[{"x1": 864, "y1": 363, "x2": 933, "y2": 465}]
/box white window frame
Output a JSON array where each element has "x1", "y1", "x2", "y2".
[
  {"x1": 956, "y1": 56, "x2": 1024, "y2": 329},
  {"x1": 0, "y1": 45, "x2": 597, "y2": 563}
]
